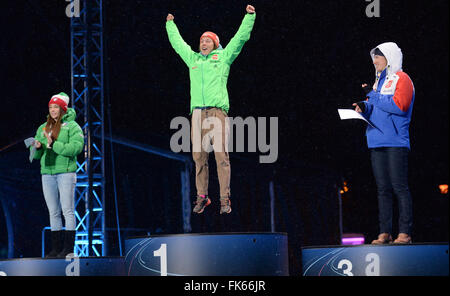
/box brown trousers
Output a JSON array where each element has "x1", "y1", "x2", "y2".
[{"x1": 191, "y1": 107, "x2": 230, "y2": 198}]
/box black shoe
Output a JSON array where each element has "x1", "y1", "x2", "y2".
[
  {"x1": 57, "y1": 230, "x2": 76, "y2": 258},
  {"x1": 193, "y1": 196, "x2": 211, "y2": 214},
  {"x1": 45, "y1": 230, "x2": 64, "y2": 258},
  {"x1": 220, "y1": 197, "x2": 232, "y2": 214}
]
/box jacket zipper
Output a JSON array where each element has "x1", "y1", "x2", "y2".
[{"x1": 201, "y1": 56, "x2": 205, "y2": 106}]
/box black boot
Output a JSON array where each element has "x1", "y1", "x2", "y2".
[
  {"x1": 57, "y1": 230, "x2": 76, "y2": 258},
  {"x1": 45, "y1": 230, "x2": 64, "y2": 258}
]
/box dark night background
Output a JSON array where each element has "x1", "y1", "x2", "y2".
[{"x1": 0, "y1": 0, "x2": 448, "y2": 275}]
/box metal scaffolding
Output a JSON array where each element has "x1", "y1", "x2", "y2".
[{"x1": 71, "y1": 0, "x2": 106, "y2": 256}]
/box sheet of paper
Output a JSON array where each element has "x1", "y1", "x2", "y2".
[
  {"x1": 24, "y1": 137, "x2": 35, "y2": 147},
  {"x1": 337, "y1": 109, "x2": 375, "y2": 128},
  {"x1": 24, "y1": 137, "x2": 36, "y2": 163}
]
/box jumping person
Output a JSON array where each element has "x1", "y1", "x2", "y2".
[
  {"x1": 166, "y1": 5, "x2": 256, "y2": 214},
  {"x1": 31, "y1": 92, "x2": 84, "y2": 257},
  {"x1": 353, "y1": 42, "x2": 415, "y2": 244}
]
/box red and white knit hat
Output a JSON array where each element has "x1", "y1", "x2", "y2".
[
  {"x1": 200, "y1": 31, "x2": 220, "y2": 49},
  {"x1": 49, "y1": 92, "x2": 70, "y2": 112}
]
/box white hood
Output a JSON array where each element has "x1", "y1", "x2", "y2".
[{"x1": 370, "y1": 42, "x2": 403, "y2": 77}]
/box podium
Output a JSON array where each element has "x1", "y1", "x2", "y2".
[
  {"x1": 0, "y1": 233, "x2": 288, "y2": 276},
  {"x1": 0, "y1": 257, "x2": 125, "y2": 276},
  {"x1": 125, "y1": 232, "x2": 289, "y2": 276},
  {"x1": 302, "y1": 243, "x2": 449, "y2": 276}
]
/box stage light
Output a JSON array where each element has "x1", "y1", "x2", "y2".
[
  {"x1": 340, "y1": 181, "x2": 349, "y2": 195},
  {"x1": 341, "y1": 233, "x2": 365, "y2": 245},
  {"x1": 438, "y1": 184, "x2": 448, "y2": 195}
]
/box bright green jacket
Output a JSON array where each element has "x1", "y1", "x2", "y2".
[
  {"x1": 166, "y1": 13, "x2": 256, "y2": 114},
  {"x1": 32, "y1": 108, "x2": 84, "y2": 175}
]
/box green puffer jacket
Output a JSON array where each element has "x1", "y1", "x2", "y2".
[
  {"x1": 166, "y1": 13, "x2": 256, "y2": 114},
  {"x1": 32, "y1": 108, "x2": 84, "y2": 175}
]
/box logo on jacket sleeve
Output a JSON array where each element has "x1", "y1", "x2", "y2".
[{"x1": 385, "y1": 80, "x2": 393, "y2": 88}]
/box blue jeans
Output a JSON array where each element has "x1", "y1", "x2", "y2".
[
  {"x1": 42, "y1": 173, "x2": 77, "y2": 231},
  {"x1": 370, "y1": 147, "x2": 413, "y2": 235}
]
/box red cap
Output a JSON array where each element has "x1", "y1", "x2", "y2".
[
  {"x1": 200, "y1": 32, "x2": 220, "y2": 49},
  {"x1": 49, "y1": 93, "x2": 69, "y2": 112}
]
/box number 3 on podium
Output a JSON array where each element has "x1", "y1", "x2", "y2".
[{"x1": 338, "y1": 253, "x2": 380, "y2": 276}]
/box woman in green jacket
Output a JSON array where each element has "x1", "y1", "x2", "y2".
[
  {"x1": 32, "y1": 92, "x2": 84, "y2": 258},
  {"x1": 166, "y1": 5, "x2": 256, "y2": 215}
]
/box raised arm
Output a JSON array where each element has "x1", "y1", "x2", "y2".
[
  {"x1": 166, "y1": 13, "x2": 195, "y2": 67},
  {"x1": 222, "y1": 5, "x2": 256, "y2": 65}
]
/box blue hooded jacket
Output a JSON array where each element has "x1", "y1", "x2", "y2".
[{"x1": 361, "y1": 42, "x2": 415, "y2": 149}]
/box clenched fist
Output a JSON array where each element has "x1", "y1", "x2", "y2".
[{"x1": 246, "y1": 5, "x2": 255, "y2": 14}]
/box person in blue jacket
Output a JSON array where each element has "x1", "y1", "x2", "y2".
[{"x1": 354, "y1": 42, "x2": 415, "y2": 244}]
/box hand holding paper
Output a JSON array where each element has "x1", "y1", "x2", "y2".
[{"x1": 337, "y1": 109, "x2": 375, "y2": 128}]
